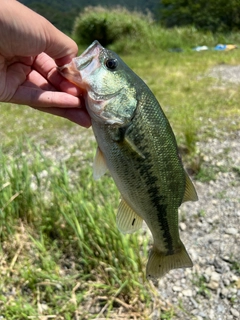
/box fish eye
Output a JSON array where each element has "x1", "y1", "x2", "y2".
[{"x1": 105, "y1": 58, "x2": 118, "y2": 70}]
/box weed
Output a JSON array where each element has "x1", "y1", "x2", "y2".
[
  {"x1": 230, "y1": 261, "x2": 240, "y2": 275},
  {"x1": 0, "y1": 143, "x2": 152, "y2": 318},
  {"x1": 195, "y1": 166, "x2": 217, "y2": 182},
  {"x1": 216, "y1": 190, "x2": 227, "y2": 199},
  {"x1": 198, "y1": 209, "x2": 206, "y2": 217},
  {"x1": 192, "y1": 274, "x2": 211, "y2": 298},
  {"x1": 233, "y1": 166, "x2": 240, "y2": 177},
  {"x1": 161, "y1": 308, "x2": 175, "y2": 319}
]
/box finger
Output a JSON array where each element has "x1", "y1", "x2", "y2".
[
  {"x1": 33, "y1": 53, "x2": 81, "y2": 96},
  {"x1": 10, "y1": 86, "x2": 82, "y2": 108},
  {"x1": 33, "y1": 107, "x2": 91, "y2": 128},
  {"x1": 5, "y1": 56, "x2": 35, "y2": 67},
  {"x1": 25, "y1": 69, "x2": 56, "y2": 91},
  {"x1": 1, "y1": 62, "x2": 31, "y2": 101}
]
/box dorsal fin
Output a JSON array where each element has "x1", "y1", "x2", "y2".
[
  {"x1": 117, "y1": 198, "x2": 143, "y2": 234},
  {"x1": 93, "y1": 147, "x2": 108, "y2": 180},
  {"x1": 182, "y1": 172, "x2": 198, "y2": 203}
]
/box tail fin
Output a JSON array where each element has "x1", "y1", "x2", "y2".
[{"x1": 146, "y1": 243, "x2": 193, "y2": 280}]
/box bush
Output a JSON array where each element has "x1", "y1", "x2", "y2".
[
  {"x1": 72, "y1": 6, "x2": 157, "y2": 53},
  {"x1": 73, "y1": 6, "x2": 240, "y2": 53}
]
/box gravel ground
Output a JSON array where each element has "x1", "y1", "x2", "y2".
[
  {"x1": 154, "y1": 65, "x2": 239, "y2": 320},
  {"x1": 209, "y1": 65, "x2": 240, "y2": 85},
  {"x1": 152, "y1": 130, "x2": 240, "y2": 320}
]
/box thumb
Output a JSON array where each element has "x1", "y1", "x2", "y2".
[{"x1": 43, "y1": 21, "x2": 79, "y2": 66}]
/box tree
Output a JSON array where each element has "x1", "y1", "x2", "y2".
[{"x1": 160, "y1": 0, "x2": 240, "y2": 32}]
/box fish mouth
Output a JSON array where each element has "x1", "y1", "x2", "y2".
[
  {"x1": 58, "y1": 61, "x2": 82, "y2": 85},
  {"x1": 58, "y1": 40, "x2": 103, "y2": 87},
  {"x1": 80, "y1": 40, "x2": 103, "y2": 57}
]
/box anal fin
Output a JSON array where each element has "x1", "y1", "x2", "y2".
[
  {"x1": 182, "y1": 172, "x2": 198, "y2": 203},
  {"x1": 117, "y1": 198, "x2": 143, "y2": 234}
]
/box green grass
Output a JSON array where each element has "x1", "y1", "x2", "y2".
[
  {"x1": 126, "y1": 50, "x2": 240, "y2": 129},
  {"x1": 1, "y1": 30, "x2": 240, "y2": 318},
  {"x1": 0, "y1": 142, "x2": 153, "y2": 319}
]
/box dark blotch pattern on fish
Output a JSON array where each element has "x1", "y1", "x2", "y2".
[{"x1": 134, "y1": 148, "x2": 174, "y2": 254}]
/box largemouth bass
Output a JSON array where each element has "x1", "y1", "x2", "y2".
[{"x1": 59, "y1": 41, "x2": 198, "y2": 279}]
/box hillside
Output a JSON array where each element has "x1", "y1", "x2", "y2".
[{"x1": 19, "y1": 0, "x2": 160, "y2": 33}]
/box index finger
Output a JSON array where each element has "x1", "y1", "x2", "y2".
[{"x1": 33, "y1": 52, "x2": 82, "y2": 96}]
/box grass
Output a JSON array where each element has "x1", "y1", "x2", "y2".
[
  {"x1": 0, "y1": 143, "x2": 153, "y2": 319},
  {"x1": 192, "y1": 274, "x2": 211, "y2": 298},
  {"x1": 1, "y1": 29, "x2": 240, "y2": 318}
]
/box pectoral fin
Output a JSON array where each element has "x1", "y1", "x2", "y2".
[
  {"x1": 124, "y1": 136, "x2": 145, "y2": 159},
  {"x1": 117, "y1": 198, "x2": 143, "y2": 234},
  {"x1": 93, "y1": 147, "x2": 108, "y2": 180},
  {"x1": 182, "y1": 172, "x2": 198, "y2": 203},
  {"x1": 110, "y1": 124, "x2": 145, "y2": 159}
]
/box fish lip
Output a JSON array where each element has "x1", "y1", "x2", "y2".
[
  {"x1": 57, "y1": 61, "x2": 82, "y2": 84},
  {"x1": 58, "y1": 40, "x2": 103, "y2": 86},
  {"x1": 74, "y1": 40, "x2": 103, "y2": 71},
  {"x1": 80, "y1": 40, "x2": 103, "y2": 56}
]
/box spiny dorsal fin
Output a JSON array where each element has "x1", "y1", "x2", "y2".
[
  {"x1": 93, "y1": 147, "x2": 108, "y2": 180},
  {"x1": 182, "y1": 172, "x2": 198, "y2": 203},
  {"x1": 117, "y1": 198, "x2": 143, "y2": 234}
]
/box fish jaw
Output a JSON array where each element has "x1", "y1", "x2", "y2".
[
  {"x1": 58, "y1": 41, "x2": 118, "y2": 123},
  {"x1": 59, "y1": 41, "x2": 138, "y2": 125},
  {"x1": 58, "y1": 60, "x2": 83, "y2": 86},
  {"x1": 58, "y1": 40, "x2": 103, "y2": 90}
]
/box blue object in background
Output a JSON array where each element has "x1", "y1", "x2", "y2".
[{"x1": 214, "y1": 44, "x2": 227, "y2": 51}]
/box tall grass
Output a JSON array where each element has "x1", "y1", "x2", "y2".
[{"x1": 0, "y1": 141, "x2": 152, "y2": 318}]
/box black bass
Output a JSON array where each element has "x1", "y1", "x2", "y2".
[{"x1": 59, "y1": 41, "x2": 198, "y2": 279}]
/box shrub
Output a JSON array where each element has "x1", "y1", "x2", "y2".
[{"x1": 72, "y1": 6, "x2": 157, "y2": 53}]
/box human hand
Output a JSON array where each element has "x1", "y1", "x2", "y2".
[{"x1": 0, "y1": 0, "x2": 91, "y2": 127}]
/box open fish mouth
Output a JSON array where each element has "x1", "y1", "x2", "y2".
[
  {"x1": 58, "y1": 41, "x2": 103, "y2": 87},
  {"x1": 79, "y1": 40, "x2": 103, "y2": 57},
  {"x1": 58, "y1": 61, "x2": 82, "y2": 84}
]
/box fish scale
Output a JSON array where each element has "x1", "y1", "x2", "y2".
[
  {"x1": 59, "y1": 40, "x2": 198, "y2": 279},
  {"x1": 107, "y1": 91, "x2": 184, "y2": 247}
]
